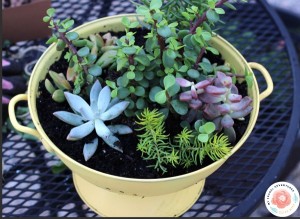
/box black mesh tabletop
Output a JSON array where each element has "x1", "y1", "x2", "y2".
[{"x1": 2, "y1": 0, "x2": 300, "y2": 217}]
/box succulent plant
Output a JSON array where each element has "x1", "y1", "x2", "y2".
[
  {"x1": 44, "y1": 0, "x2": 253, "y2": 172},
  {"x1": 53, "y1": 80, "x2": 132, "y2": 161},
  {"x1": 45, "y1": 70, "x2": 72, "y2": 102},
  {"x1": 176, "y1": 77, "x2": 213, "y2": 110},
  {"x1": 201, "y1": 72, "x2": 253, "y2": 142},
  {"x1": 176, "y1": 72, "x2": 252, "y2": 143}
]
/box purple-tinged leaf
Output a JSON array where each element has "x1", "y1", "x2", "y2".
[
  {"x1": 189, "y1": 99, "x2": 202, "y2": 110},
  {"x1": 213, "y1": 117, "x2": 222, "y2": 131},
  {"x1": 230, "y1": 84, "x2": 238, "y2": 94},
  {"x1": 191, "y1": 85, "x2": 197, "y2": 99},
  {"x1": 231, "y1": 96, "x2": 252, "y2": 111},
  {"x1": 179, "y1": 91, "x2": 192, "y2": 101},
  {"x1": 176, "y1": 78, "x2": 192, "y2": 87},
  {"x1": 199, "y1": 93, "x2": 224, "y2": 104},
  {"x1": 217, "y1": 71, "x2": 232, "y2": 87},
  {"x1": 230, "y1": 106, "x2": 253, "y2": 118},
  {"x1": 95, "y1": 119, "x2": 111, "y2": 138},
  {"x1": 67, "y1": 121, "x2": 94, "y2": 140},
  {"x1": 196, "y1": 88, "x2": 205, "y2": 95},
  {"x1": 53, "y1": 111, "x2": 84, "y2": 126},
  {"x1": 224, "y1": 127, "x2": 236, "y2": 144},
  {"x1": 83, "y1": 138, "x2": 98, "y2": 161},
  {"x1": 221, "y1": 114, "x2": 234, "y2": 128},
  {"x1": 216, "y1": 104, "x2": 230, "y2": 114},
  {"x1": 100, "y1": 101, "x2": 129, "y2": 121},
  {"x1": 228, "y1": 94, "x2": 242, "y2": 102},
  {"x1": 203, "y1": 104, "x2": 221, "y2": 119},
  {"x1": 194, "y1": 78, "x2": 213, "y2": 89},
  {"x1": 97, "y1": 86, "x2": 111, "y2": 114},
  {"x1": 205, "y1": 85, "x2": 227, "y2": 95}
]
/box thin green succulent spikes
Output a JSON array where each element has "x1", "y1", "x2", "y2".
[{"x1": 53, "y1": 80, "x2": 132, "y2": 161}]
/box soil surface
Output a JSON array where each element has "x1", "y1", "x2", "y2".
[{"x1": 36, "y1": 29, "x2": 250, "y2": 179}]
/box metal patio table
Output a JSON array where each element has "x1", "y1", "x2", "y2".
[{"x1": 2, "y1": 0, "x2": 300, "y2": 217}]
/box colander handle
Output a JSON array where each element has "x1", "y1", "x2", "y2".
[
  {"x1": 248, "y1": 62, "x2": 274, "y2": 101},
  {"x1": 8, "y1": 94, "x2": 54, "y2": 153}
]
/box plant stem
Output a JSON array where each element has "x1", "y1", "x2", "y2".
[
  {"x1": 193, "y1": 47, "x2": 205, "y2": 69},
  {"x1": 154, "y1": 20, "x2": 166, "y2": 71},
  {"x1": 53, "y1": 22, "x2": 89, "y2": 75},
  {"x1": 189, "y1": 0, "x2": 229, "y2": 34},
  {"x1": 128, "y1": 55, "x2": 134, "y2": 65}
]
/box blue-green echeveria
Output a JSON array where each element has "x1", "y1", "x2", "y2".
[{"x1": 53, "y1": 80, "x2": 132, "y2": 161}]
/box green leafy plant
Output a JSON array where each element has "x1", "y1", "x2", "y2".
[{"x1": 43, "y1": 0, "x2": 252, "y2": 172}]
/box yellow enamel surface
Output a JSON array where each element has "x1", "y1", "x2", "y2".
[
  {"x1": 8, "y1": 14, "x2": 273, "y2": 216},
  {"x1": 73, "y1": 173, "x2": 205, "y2": 217},
  {"x1": 248, "y1": 62, "x2": 274, "y2": 101}
]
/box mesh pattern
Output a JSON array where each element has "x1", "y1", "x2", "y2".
[{"x1": 2, "y1": 0, "x2": 297, "y2": 217}]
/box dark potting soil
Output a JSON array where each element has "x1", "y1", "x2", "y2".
[{"x1": 36, "y1": 29, "x2": 250, "y2": 179}]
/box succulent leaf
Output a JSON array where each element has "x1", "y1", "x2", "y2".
[
  {"x1": 79, "y1": 106, "x2": 94, "y2": 121},
  {"x1": 107, "y1": 97, "x2": 120, "y2": 109},
  {"x1": 223, "y1": 127, "x2": 236, "y2": 144},
  {"x1": 95, "y1": 119, "x2": 111, "y2": 138},
  {"x1": 53, "y1": 111, "x2": 84, "y2": 126},
  {"x1": 52, "y1": 89, "x2": 66, "y2": 102},
  {"x1": 83, "y1": 138, "x2": 98, "y2": 161},
  {"x1": 97, "y1": 86, "x2": 111, "y2": 114},
  {"x1": 217, "y1": 71, "x2": 232, "y2": 87},
  {"x1": 100, "y1": 101, "x2": 130, "y2": 121},
  {"x1": 108, "y1": 125, "x2": 133, "y2": 135},
  {"x1": 64, "y1": 92, "x2": 90, "y2": 114},
  {"x1": 102, "y1": 135, "x2": 123, "y2": 152},
  {"x1": 228, "y1": 94, "x2": 242, "y2": 102},
  {"x1": 189, "y1": 99, "x2": 202, "y2": 110},
  {"x1": 90, "y1": 80, "x2": 102, "y2": 111},
  {"x1": 230, "y1": 96, "x2": 252, "y2": 111},
  {"x1": 230, "y1": 106, "x2": 253, "y2": 119},
  {"x1": 205, "y1": 85, "x2": 227, "y2": 95},
  {"x1": 194, "y1": 78, "x2": 213, "y2": 89},
  {"x1": 179, "y1": 91, "x2": 192, "y2": 102},
  {"x1": 221, "y1": 114, "x2": 234, "y2": 128},
  {"x1": 176, "y1": 78, "x2": 192, "y2": 87},
  {"x1": 67, "y1": 121, "x2": 95, "y2": 140}
]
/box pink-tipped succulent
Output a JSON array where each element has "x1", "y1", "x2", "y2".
[
  {"x1": 176, "y1": 77, "x2": 213, "y2": 110},
  {"x1": 177, "y1": 72, "x2": 253, "y2": 143}
]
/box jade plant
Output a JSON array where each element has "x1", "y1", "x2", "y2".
[{"x1": 43, "y1": 0, "x2": 252, "y2": 173}]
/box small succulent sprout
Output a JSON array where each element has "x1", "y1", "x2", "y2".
[
  {"x1": 52, "y1": 89, "x2": 66, "y2": 103},
  {"x1": 45, "y1": 79, "x2": 56, "y2": 94},
  {"x1": 45, "y1": 71, "x2": 72, "y2": 102},
  {"x1": 154, "y1": 74, "x2": 177, "y2": 104},
  {"x1": 49, "y1": 71, "x2": 72, "y2": 90},
  {"x1": 194, "y1": 120, "x2": 216, "y2": 143},
  {"x1": 53, "y1": 80, "x2": 132, "y2": 160}
]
